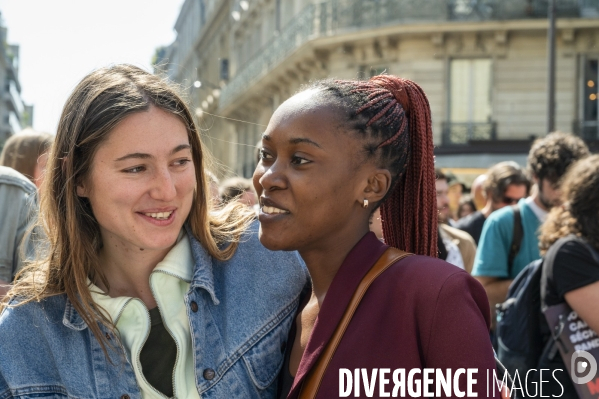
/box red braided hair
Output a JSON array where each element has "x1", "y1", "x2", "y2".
[
  {"x1": 306, "y1": 75, "x2": 438, "y2": 257},
  {"x1": 372, "y1": 76, "x2": 437, "y2": 257}
]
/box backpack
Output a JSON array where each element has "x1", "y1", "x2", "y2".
[
  {"x1": 495, "y1": 233, "x2": 583, "y2": 393},
  {"x1": 508, "y1": 204, "x2": 524, "y2": 275},
  {"x1": 495, "y1": 259, "x2": 550, "y2": 381}
]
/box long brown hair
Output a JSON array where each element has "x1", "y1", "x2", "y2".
[
  {"x1": 2, "y1": 64, "x2": 254, "y2": 354},
  {"x1": 539, "y1": 154, "x2": 599, "y2": 254}
]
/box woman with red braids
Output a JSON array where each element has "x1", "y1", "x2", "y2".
[{"x1": 253, "y1": 75, "x2": 500, "y2": 398}]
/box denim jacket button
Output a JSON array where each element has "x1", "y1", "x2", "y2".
[
  {"x1": 190, "y1": 301, "x2": 199, "y2": 312},
  {"x1": 120, "y1": 395, "x2": 130, "y2": 399},
  {"x1": 203, "y1": 368, "x2": 215, "y2": 380}
]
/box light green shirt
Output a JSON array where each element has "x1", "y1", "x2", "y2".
[{"x1": 90, "y1": 232, "x2": 201, "y2": 399}]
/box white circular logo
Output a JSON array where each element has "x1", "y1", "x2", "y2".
[{"x1": 571, "y1": 350, "x2": 598, "y2": 385}]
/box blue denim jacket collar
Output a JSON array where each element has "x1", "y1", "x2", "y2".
[
  {"x1": 185, "y1": 224, "x2": 219, "y2": 305},
  {"x1": 62, "y1": 226, "x2": 218, "y2": 331}
]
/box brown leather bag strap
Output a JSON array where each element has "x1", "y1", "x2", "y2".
[{"x1": 298, "y1": 247, "x2": 412, "y2": 399}]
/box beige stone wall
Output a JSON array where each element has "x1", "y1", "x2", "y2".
[{"x1": 167, "y1": 1, "x2": 599, "y2": 176}]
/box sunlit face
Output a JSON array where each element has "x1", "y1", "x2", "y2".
[
  {"x1": 492, "y1": 183, "x2": 528, "y2": 210},
  {"x1": 77, "y1": 106, "x2": 196, "y2": 257},
  {"x1": 253, "y1": 89, "x2": 375, "y2": 252},
  {"x1": 436, "y1": 179, "x2": 450, "y2": 223}
]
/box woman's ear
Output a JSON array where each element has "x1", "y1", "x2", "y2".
[
  {"x1": 364, "y1": 169, "x2": 392, "y2": 203},
  {"x1": 76, "y1": 182, "x2": 88, "y2": 197}
]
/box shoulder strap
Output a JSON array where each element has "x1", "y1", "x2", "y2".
[
  {"x1": 298, "y1": 247, "x2": 412, "y2": 399},
  {"x1": 508, "y1": 204, "x2": 523, "y2": 277}
]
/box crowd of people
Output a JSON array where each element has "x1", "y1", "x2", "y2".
[
  {"x1": 431, "y1": 132, "x2": 599, "y2": 397},
  {"x1": 0, "y1": 64, "x2": 596, "y2": 399}
]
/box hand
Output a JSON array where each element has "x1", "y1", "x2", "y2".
[{"x1": 501, "y1": 384, "x2": 511, "y2": 399}]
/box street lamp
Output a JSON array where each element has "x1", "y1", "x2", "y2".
[{"x1": 547, "y1": 0, "x2": 556, "y2": 134}]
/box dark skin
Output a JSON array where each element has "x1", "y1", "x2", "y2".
[
  {"x1": 254, "y1": 87, "x2": 512, "y2": 399},
  {"x1": 252, "y1": 89, "x2": 391, "y2": 375}
]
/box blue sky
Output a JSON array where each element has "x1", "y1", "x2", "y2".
[{"x1": 0, "y1": 0, "x2": 184, "y2": 133}]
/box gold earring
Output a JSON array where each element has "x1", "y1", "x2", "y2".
[{"x1": 362, "y1": 199, "x2": 369, "y2": 208}]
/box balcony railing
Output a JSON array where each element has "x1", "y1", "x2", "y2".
[
  {"x1": 219, "y1": 0, "x2": 595, "y2": 110},
  {"x1": 7, "y1": 110, "x2": 21, "y2": 134},
  {"x1": 4, "y1": 80, "x2": 24, "y2": 115},
  {"x1": 442, "y1": 121, "x2": 497, "y2": 145},
  {"x1": 573, "y1": 120, "x2": 599, "y2": 140}
]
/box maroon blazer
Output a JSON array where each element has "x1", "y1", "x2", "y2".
[{"x1": 287, "y1": 232, "x2": 500, "y2": 398}]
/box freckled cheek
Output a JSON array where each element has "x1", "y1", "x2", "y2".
[{"x1": 90, "y1": 195, "x2": 134, "y2": 233}]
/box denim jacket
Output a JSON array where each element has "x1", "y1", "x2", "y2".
[
  {"x1": 0, "y1": 222, "x2": 308, "y2": 399},
  {"x1": 0, "y1": 166, "x2": 38, "y2": 282}
]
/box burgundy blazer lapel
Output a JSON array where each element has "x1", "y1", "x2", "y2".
[{"x1": 287, "y1": 233, "x2": 388, "y2": 398}]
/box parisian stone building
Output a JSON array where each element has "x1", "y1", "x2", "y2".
[
  {"x1": 0, "y1": 17, "x2": 33, "y2": 151},
  {"x1": 163, "y1": 0, "x2": 599, "y2": 179}
]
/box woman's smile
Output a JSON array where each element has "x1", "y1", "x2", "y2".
[
  {"x1": 136, "y1": 208, "x2": 177, "y2": 225},
  {"x1": 78, "y1": 106, "x2": 196, "y2": 255},
  {"x1": 259, "y1": 197, "x2": 291, "y2": 217}
]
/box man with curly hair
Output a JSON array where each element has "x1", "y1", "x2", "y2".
[{"x1": 472, "y1": 132, "x2": 589, "y2": 330}]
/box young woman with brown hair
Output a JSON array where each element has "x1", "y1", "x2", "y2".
[
  {"x1": 253, "y1": 75, "x2": 500, "y2": 398},
  {"x1": 0, "y1": 64, "x2": 307, "y2": 399}
]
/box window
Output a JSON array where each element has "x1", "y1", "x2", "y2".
[
  {"x1": 220, "y1": 59, "x2": 229, "y2": 81},
  {"x1": 446, "y1": 58, "x2": 494, "y2": 144},
  {"x1": 450, "y1": 58, "x2": 492, "y2": 124},
  {"x1": 580, "y1": 57, "x2": 598, "y2": 139}
]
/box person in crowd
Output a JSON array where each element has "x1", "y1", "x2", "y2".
[
  {"x1": 472, "y1": 132, "x2": 589, "y2": 328},
  {"x1": 455, "y1": 161, "x2": 530, "y2": 244},
  {"x1": 444, "y1": 170, "x2": 464, "y2": 222},
  {"x1": 254, "y1": 75, "x2": 499, "y2": 398},
  {"x1": 0, "y1": 129, "x2": 53, "y2": 192},
  {"x1": 436, "y1": 168, "x2": 477, "y2": 273},
  {"x1": 220, "y1": 176, "x2": 258, "y2": 208},
  {"x1": 0, "y1": 166, "x2": 38, "y2": 298},
  {"x1": 457, "y1": 194, "x2": 476, "y2": 219},
  {"x1": 470, "y1": 173, "x2": 487, "y2": 210},
  {"x1": 0, "y1": 64, "x2": 307, "y2": 398},
  {"x1": 538, "y1": 154, "x2": 599, "y2": 397}
]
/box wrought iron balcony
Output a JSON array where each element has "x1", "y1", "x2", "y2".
[
  {"x1": 442, "y1": 121, "x2": 497, "y2": 145},
  {"x1": 219, "y1": 0, "x2": 596, "y2": 111}
]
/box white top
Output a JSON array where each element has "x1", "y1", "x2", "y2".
[
  {"x1": 90, "y1": 232, "x2": 201, "y2": 399},
  {"x1": 525, "y1": 196, "x2": 548, "y2": 223},
  {"x1": 439, "y1": 227, "x2": 465, "y2": 270}
]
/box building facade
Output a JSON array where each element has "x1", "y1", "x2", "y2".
[
  {"x1": 164, "y1": 0, "x2": 599, "y2": 177},
  {"x1": 0, "y1": 17, "x2": 33, "y2": 151}
]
